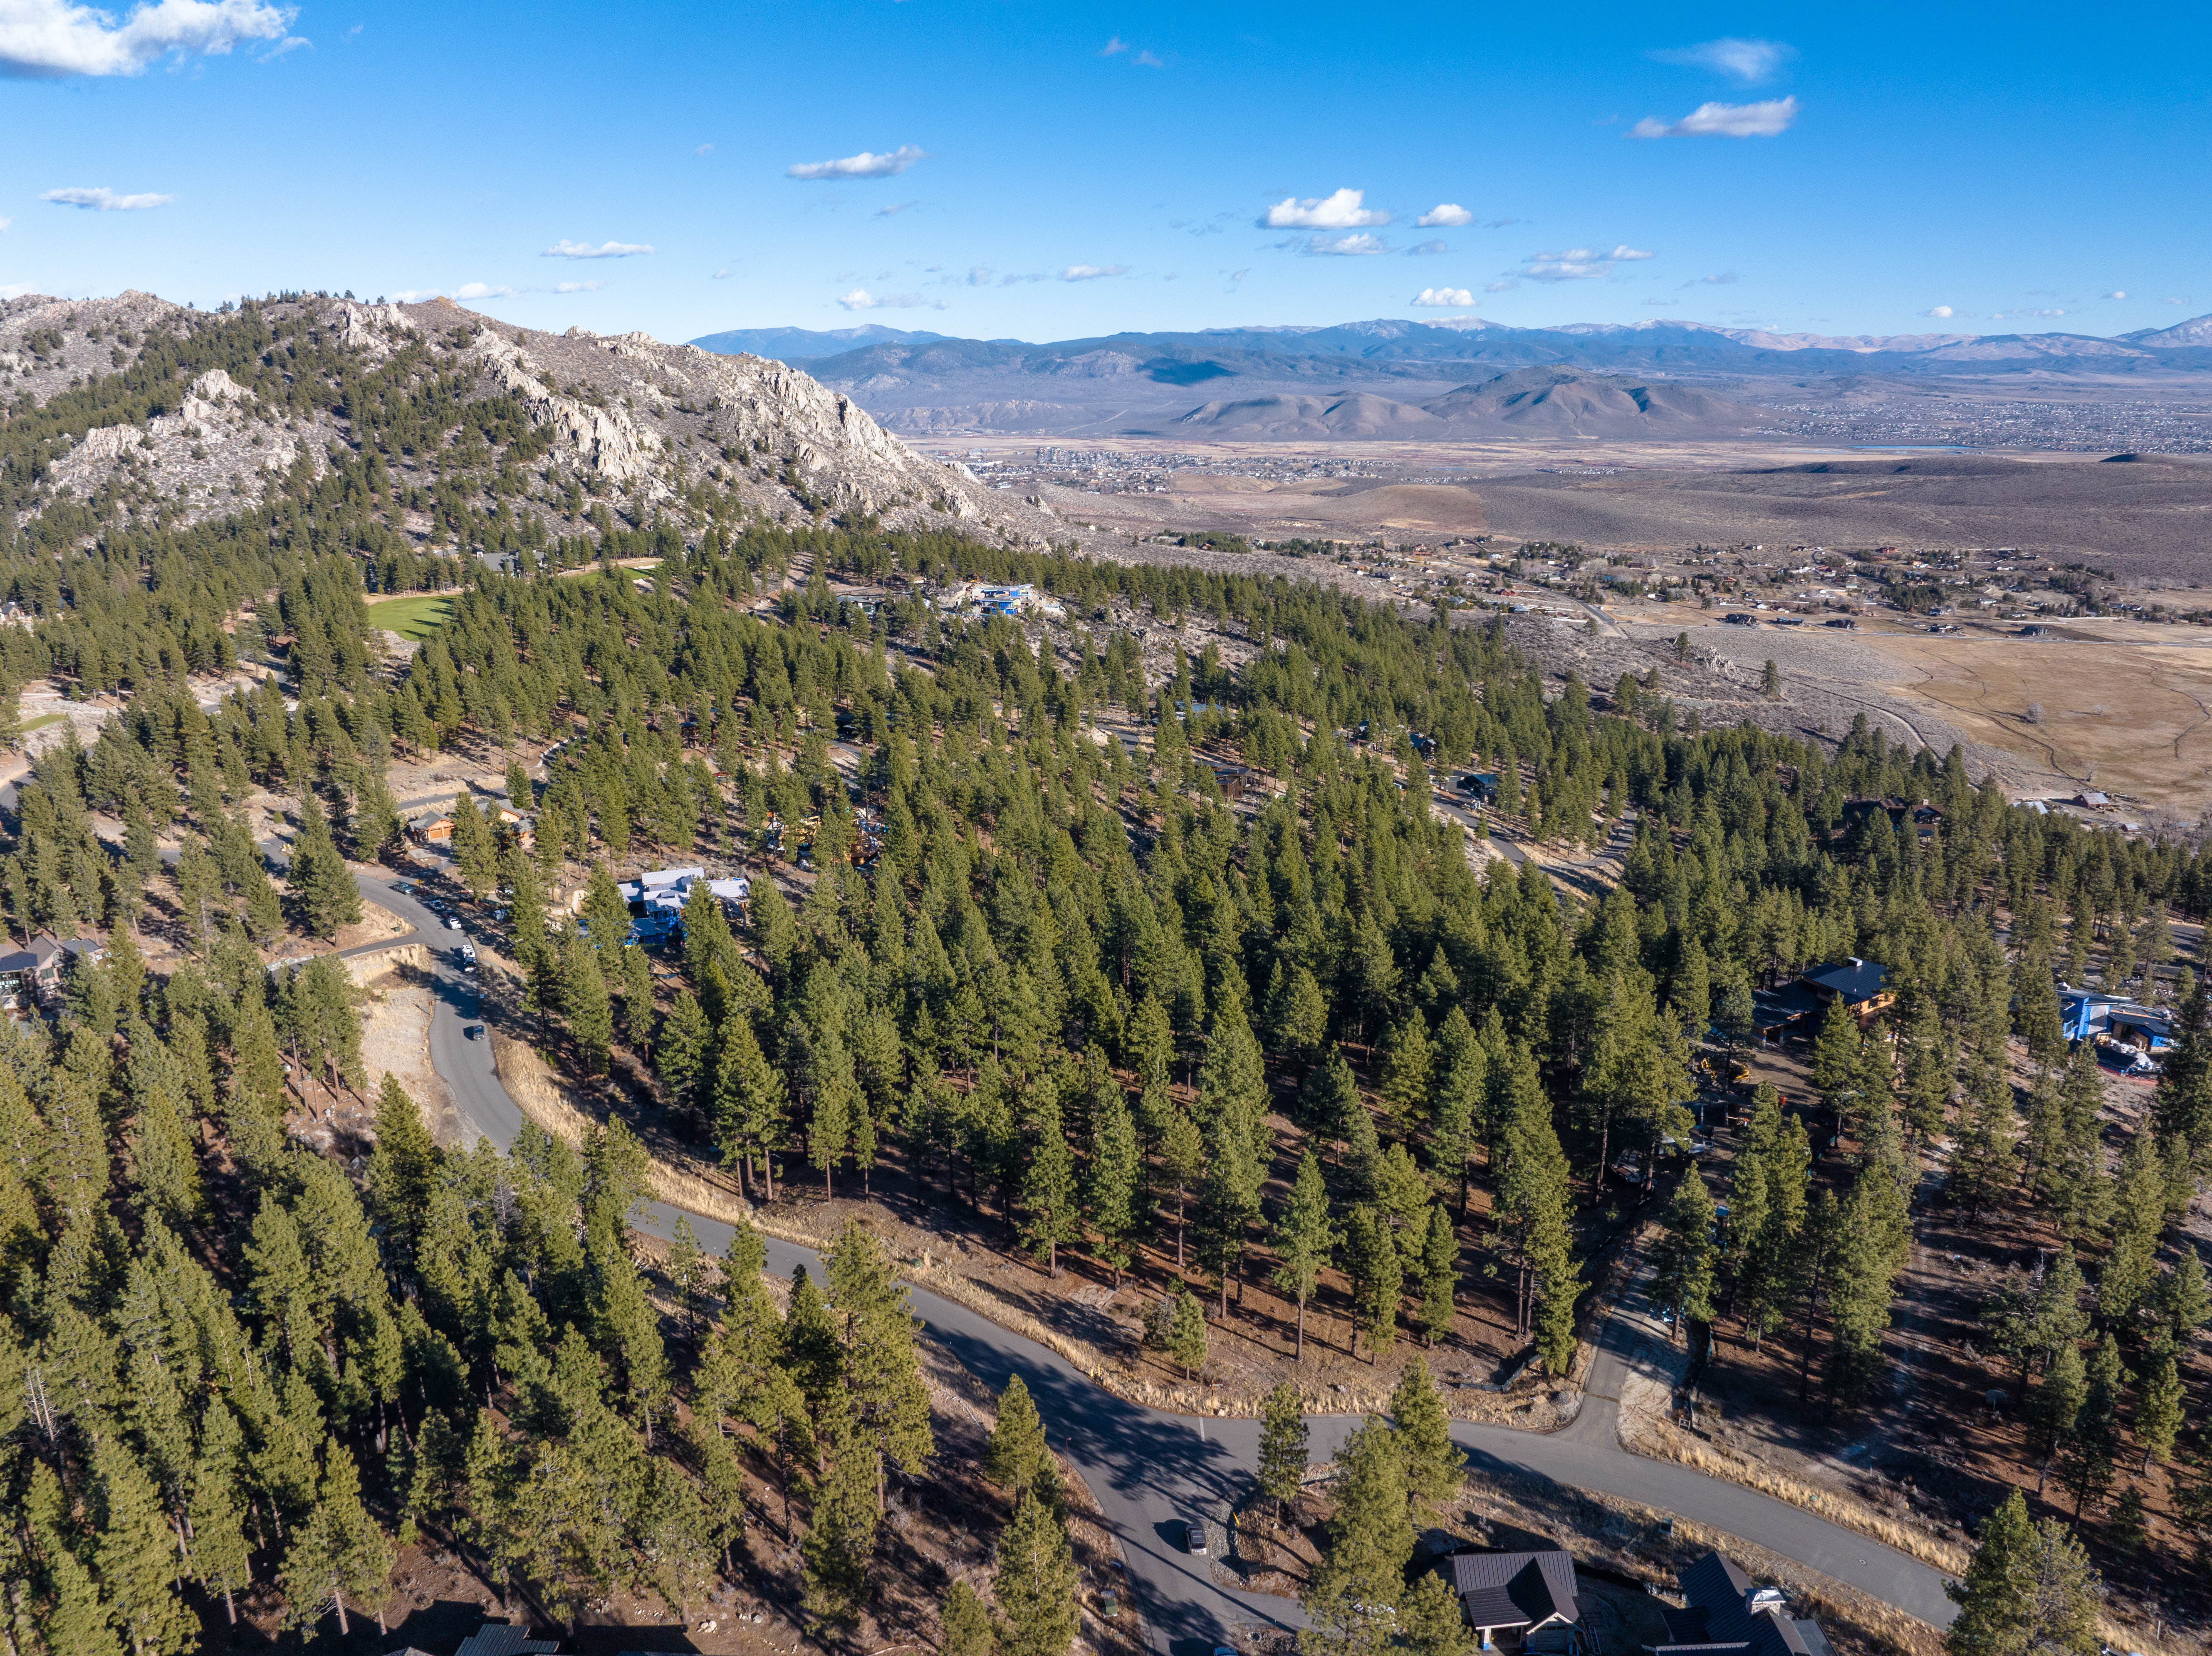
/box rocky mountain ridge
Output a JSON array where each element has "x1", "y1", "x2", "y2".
[{"x1": 2, "y1": 290, "x2": 1067, "y2": 550}]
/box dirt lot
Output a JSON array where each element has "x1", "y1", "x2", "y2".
[
  {"x1": 355, "y1": 963, "x2": 464, "y2": 1145},
  {"x1": 1616, "y1": 609, "x2": 2212, "y2": 813}
]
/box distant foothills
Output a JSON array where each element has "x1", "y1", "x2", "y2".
[
  {"x1": 688, "y1": 312, "x2": 2212, "y2": 442},
  {"x1": 691, "y1": 312, "x2": 2212, "y2": 377}
]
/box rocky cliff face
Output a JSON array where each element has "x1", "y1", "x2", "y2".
[
  {"x1": 361, "y1": 297, "x2": 1045, "y2": 540},
  {"x1": 4, "y1": 289, "x2": 1077, "y2": 552}
]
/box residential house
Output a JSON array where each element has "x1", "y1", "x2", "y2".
[
  {"x1": 1647, "y1": 1551, "x2": 1832, "y2": 1656},
  {"x1": 1800, "y1": 957, "x2": 1893, "y2": 1024},
  {"x1": 453, "y1": 1625, "x2": 562, "y2": 1656},
  {"x1": 1748, "y1": 958, "x2": 1890, "y2": 1042},
  {"x1": 409, "y1": 813, "x2": 454, "y2": 845},
  {"x1": 1434, "y1": 1548, "x2": 1581, "y2": 1652}
]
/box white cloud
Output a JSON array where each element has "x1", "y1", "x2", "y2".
[
  {"x1": 255, "y1": 33, "x2": 306, "y2": 59},
  {"x1": 1260, "y1": 187, "x2": 1389, "y2": 229},
  {"x1": 839, "y1": 289, "x2": 940, "y2": 310},
  {"x1": 1407, "y1": 239, "x2": 1448, "y2": 256},
  {"x1": 1923, "y1": 305, "x2": 1953, "y2": 319},
  {"x1": 1100, "y1": 34, "x2": 1127, "y2": 54},
  {"x1": 1698, "y1": 271, "x2": 1739, "y2": 285},
  {"x1": 1135, "y1": 49, "x2": 1163, "y2": 67},
  {"x1": 710, "y1": 267, "x2": 731, "y2": 279},
  {"x1": 1303, "y1": 233, "x2": 1388, "y2": 256},
  {"x1": 875, "y1": 202, "x2": 915, "y2": 218},
  {"x1": 788, "y1": 145, "x2": 928, "y2": 180},
  {"x1": 453, "y1": 282, "x2": 520, "y2": 300},
  {"x1": 1628, "y1": 96, "x2": 1798, "y2": 139},
  {"x1": 389, "y1": 289, "x2": 432, "y2": 302},
  {"x1": 694, "y1": 143, "x2": 713, "y2": 156},
  {"x1": 1061, "y1": 264, "x2": 1127, "y2": 280},
  {"x1": 0, "y1": 217, "x2": 10, "y2": 232},
  {"x1": 1485, "y1": 279, "x2": 1518, "y2": 292},
  {"x1": 0, "y1": 282, "x2": 33, "y2": 299},
  {"x1": 2102, "y1": 289, "x2": 2126, "y2": 299},
  {"x1": 2168, "y1": 296, "x2": 2195, "y2": 305},
  {"x1": 1411, "y1": 287, "x2": 1475, "y2": 307},
  {"x1": 0, "y1": 0, "x2": 292, "y2": 76},
  {"x1": 1649, "y1": 38, "x2": 1796, "y2": 85},
  {"x1": 42, "y1": 185, "x2": 170, "y2": 210},
  {"x1": 965, "y1": 267, "x2": 993, "y2": 286},
  {"x1": 553, "y1": 280, "x2": 604, "y2": 294},
  {"x1": 543, "y1": 239, "x2": 652, "y2": 259},
  {"x1": 1417, "y1": 203, "x2": 1473, "y2": 228},
  {"x1": 1519, "y1": 245, "x2": 1651, "y2": 281}
]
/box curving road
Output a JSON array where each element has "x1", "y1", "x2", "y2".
[{"x1": 347, "y1": 876, "x2": 1956, "y2": 1655}]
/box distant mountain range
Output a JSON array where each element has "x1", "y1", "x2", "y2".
[
  {"x1": 688, "y1": 322, "x2": 956, "y2": 360},
  {"x1": 687, "y1": 313, "x2": 2212, "y2": 440}
]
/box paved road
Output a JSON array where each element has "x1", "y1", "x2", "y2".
[{"x1": 336, "y1": 880, "x2": 1958, "y2": 1652}]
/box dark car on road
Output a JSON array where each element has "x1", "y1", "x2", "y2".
[{"x1": 464, "y1": 1024, "x2": 485, "y2": 1040}]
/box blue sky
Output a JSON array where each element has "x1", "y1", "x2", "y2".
[{"x1": 4, "y1": 0, "x2": 2207, "y2": 344}]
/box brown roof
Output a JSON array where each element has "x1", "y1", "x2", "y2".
[{"x1": 1443, "y1": 1550, "x2": 1580, "y2": 1630}]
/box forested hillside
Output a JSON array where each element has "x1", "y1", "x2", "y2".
[{"x1": 0, "y1": 292, "x2": 2209, "y2": 1652}]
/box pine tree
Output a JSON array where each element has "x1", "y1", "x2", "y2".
[
  {"x1": 287, "y1": 790, "x2": 361, "y2": 938},
  {"x1": 1651, "y1": 1170, "x2": 1717, "y2": 1342},
  {"x1": 2060, "y1": 1333, "x2": 2125, "y2": 1517},
  {"x1": 1493, "y1": 1044, "x2": 1579, "y2": 1368},
  {"x1": 1416, "y1": 1203, "x2": 1458, "y2": 1347},
  {"x1": 187, "y1": 1404, "x2": 254, "y2": 1625},
  {"x1": 1388, "y1": 1357, "x2": 1463, "y2": 1519},
  {"x1": 1429, "y1": 1005, "x2": 1484, "y2": 1217},
  {"x1": 1314, "y1": 1415, "x2": 1414, "y2": 1608},
  {"x1": 1159, "y1": 1107, "x2": 1203, "y2": 1271},
  {"x1": 2135, "y1": 1346, "x2": 2184, "y2": 1471},
  {"x1": 1163, "y1": 1285, "x2": 1208, "y2": 1379},
  {"x1": 826, "y1": 1219, "x2": 935, "y2": 1510},
  {"x1": 1257, "y1": 1381, "x2": 1308, "y2": 1524},
  {"x1": 2028, "y1": 1340, "x2": 2087, "y2": 1493},
  {"x1": 1020, "y1": 1091, "x2": 1080, "y2": 1275},
  {"x1": 1270, "y1": 1148, "x2": 1337, "y2": 1360},
  {"x1": 618, "y1": 942, "x2": 657, "y2": 1055},
  {"x1": 1084, "y1": 1078, "x2": 1142, "y2": 1286},
  {"x1": 712, "y1": 1012, "x2": 787, "y2": 1200},
  {"x1": 986, "y1": 1373, "x2": 1052, "y2": 1499},
  {"x1": 941, "y1": 1579, "x2": 996, "y2": 1656},
  {"x1": 366, "y1": 1071, "x2": 438, "y2": 1273},
  {"x1": 994, "y1": 1491, "x2": 1080, "y2": 1656},
  {"x1": 1400, "y1": 1570, "x2": 1475, "y2": 1656},
  {"x1": 655, "y1": 988, "x2": 713, "y2": 1117},
  {"x1": 1377, "y1": 1013, "x2": 1433, "y2": 1133},
  {"x1": 801, "y1": 1390, "x2": 882, "y2": 1630},
  {"x1": 562, "y1": 929, "x2": 613, "y2": 1075},
  {"x1": 451, "y1": 793, "x2": 498, "y2": 900},
  {"x1": 1196, "y1": 1103, "x2": 1261, "y2": 1320},
  {"x1": 2098, "y1": 1130, "x2": 2165, "y2": 1327},
  {"x1": 1944, "y1": 1488, "x2": 2037, "y2": 1656},
  {"x1": 1342, "y1": 1204, "x2": 1403, "y2": 1363},
  {"x1": 92, "y1": 1436, "x2": 196, "y2": 1656}
]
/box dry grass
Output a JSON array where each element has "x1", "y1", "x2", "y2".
[
  {"x1": 1868, "y1": 634, "x2": 2212, "y2": 805},
  {"x1": 1622, "y1": 1414, "x2": 1972, "y2": 1578}
]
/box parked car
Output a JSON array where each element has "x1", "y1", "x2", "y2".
[
  {"x1": 1184, "y1": 1521, "x2": 1208, "y2": 1556},
  {"x1": 464, "y1": 1024, "x2": 485, "y2": 1040},
  {"x1": 446, "y1": 916, "x2": 462, "y2": 930}
]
